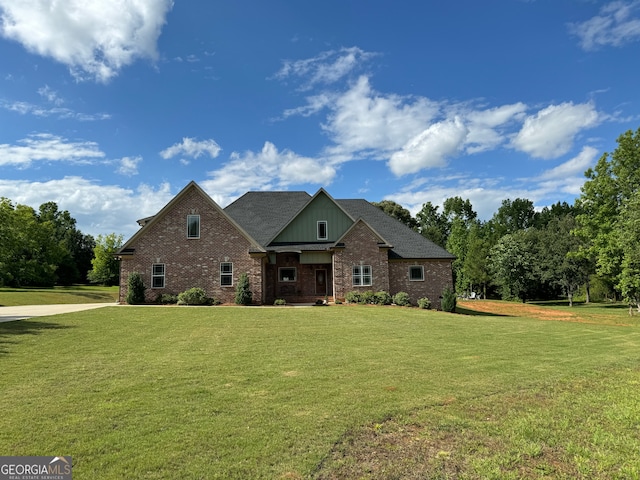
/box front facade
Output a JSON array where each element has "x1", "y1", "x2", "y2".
[{"x1": 117, "y1": 181, "x2": 455, "y2": 308}]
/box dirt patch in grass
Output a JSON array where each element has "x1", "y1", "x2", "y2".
[{"x1": 458, "y1": 300, "x2": 579, "y2": 322}]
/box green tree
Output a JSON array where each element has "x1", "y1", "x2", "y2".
[
  {"x1": 126, "y1": 272, "x2": 146, "y2": 304},
  {"x1": 462, "y1": 222, "x2": 491, "y2": 298},
  {"x1": 372, "y1": 200, "x2": 418, "y2": 230},
  {"x1": 488, "y1": 198, "x2": 536, "y2": 240},
  {"x1": 443, "y1": 197, "x2": 478, "y2": 293},
  {"x1": 490, "y1": 230, "x2": 537, "y2": 302},
  {"x1": 88, "y1": 233, "x2": 123, "y2": 286},
  {"x1": 416, "y1": 201, "x2": 448, "y2": 247},
  {"x1": 235, "y1": 273, "x2": 253, "y2": 305},
  {"x1": 618, "y1": 190, "x2": 640, "y2": 313}
]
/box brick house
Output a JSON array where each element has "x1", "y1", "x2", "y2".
[{"x1": 116, "y1": 181, "x2": 455, "y2": 308}]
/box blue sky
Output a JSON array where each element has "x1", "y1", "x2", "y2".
[{"x1": 1, "y1": 1, "x2": 639, "y2": 239}]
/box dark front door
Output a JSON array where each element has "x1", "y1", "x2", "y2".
[{"x1": 315, "y1": 269, "x2": 327, "y2": 295}]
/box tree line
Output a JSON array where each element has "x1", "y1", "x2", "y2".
[
  {"x1": 0, "y1": 199, "x2": 122, "y2": 287},
  {"x1": 374, "y1": 127, "x2": 640, "y2": 309}
]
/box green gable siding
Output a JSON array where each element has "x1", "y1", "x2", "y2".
[
  {"x1": 300, "y1": 252, "x2": 332, "y2": 264},
  {"x1": 273, "y1": 192, "x2": 353, "y2": 243}
]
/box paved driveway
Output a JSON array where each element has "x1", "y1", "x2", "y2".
[{"x1": 0, "y1": 303, "x2": 116, "y2": 322}]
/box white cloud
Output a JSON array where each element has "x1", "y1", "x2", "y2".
[
  {"x1": 37, "y1": 85, "x2": 64, "y2": 105},
  {"x1": 569, "y1": 1, "x2": 640, "y2": 50},
  {"x1": 465, "y1": 103, "x2": 528, "y2": 153},
  {"x1": 0, "y1": 177, "x2": 174, "y2": 237},
  {"x1": 0, "y1": 0, "x2": 174, "y2": 83},
  {"x1": 511, "y1": 102, "x2": 601, "y2": 159},
  {"x1": 0, "y1": 98, "x2": 111, "y2": 120},
  {"x1": 273, "y1": 47, "x2": 378, "y2": 90},
  {"x1": 0, "y1": 133, "x2": 105, "y2": 167},
  {"x1": 388, "y1": 117, "x2": 468, "y2": 176},
  {"x1": 536, "y1": 146, "x2": 599, "y2": 181},
  {"x1": 117, "y1": 156, "x2": 142, "y2": 176},
  {"x1": 323, "y1": 75, "x2": 441, "y2": 159},
  {"x1": 160, "y1": 137, "x2": 222, "y2": 160},
  {"x1": 201, "y1": 141, "x2": 336, "y2": 206}
]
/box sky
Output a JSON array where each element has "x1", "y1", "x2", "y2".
[{"x1": 1, "y1": 1, "x2": 639, "y2": 239}]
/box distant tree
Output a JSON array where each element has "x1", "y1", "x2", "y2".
[
  {"x1": 462, "y1": 223, "x2": 491, "y2": 298},
  {"x1": 443, "y1": 197, "x2": 478, "y2": 293},
  {"x1": 235, "y1": 273, "x2": 253, "y2": 305},
  {"x1": 416, "y1": 202, "x2": 449, "y2": 247},
  {"x1": 488, "y1": 198, "x2": 536, "y2": 240},
  {"x1": 490, "y1": 230, "x2": 537, "y2": 302},
  {"x1": 88, "y1": 233, "x2": 123, "y2": 286},
  {"x1": 372, "y1": 200, "x2": 418, "y2": 230},
  {"x1": 618, "y1": 190, "x2": 640, "y2": 313}
]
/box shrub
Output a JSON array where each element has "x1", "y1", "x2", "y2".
[
  {"x1": 235, "y1": 273, "x2": 253, "y2": 305},
  {"x1": 417, "y1": 297, "x2": 431, "y2": 309},
  {"x1": 274, "y1": 298, "x2": 286, "y2": 306},
  {"x1": 126, "y1": 272, "x2": 146, "y2": 305},
  {"x1": 374, "y1": 291, "x2": 392, "y2": 305},
  {"x1": 334, "y1": 299, "x2": 342, "y2": 304},
  {"x1": 345, "y1": 291, "x2": 361, "y2": 304},
  {"x1": 393, "y1": 291, "x2": 411, "y2": 306},
  {"x1": 178, "y1": 287, "x2": 209, "y2": 305},
  {"x1": 441, "y1": 286, "x2": 457, "y2": 312},
  {"x1": 159, "y1": 293, "x2": 178, "y2": 305},
  {"x1": 361, "y1": 290, "x2": 375, "y2": 304}
]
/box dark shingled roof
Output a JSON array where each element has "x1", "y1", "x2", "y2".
[
  {"x1": 225, "y1": 191, "x2": 454, "y2": 260},
  {"x1": 224, "y1": 191, "x2": 311, "y2": 245},
  {"x1": 337, "y1": 199, "x2": 455, "y2": 259}
]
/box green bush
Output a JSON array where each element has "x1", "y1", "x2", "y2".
[
  {"x1": 274, "y1": 298, "x2": 286, "y2": 306},
  {"x1": 374, "y1": 291, "x2": 392, "y2": 305},
  {"x1": 360, "y1": 290, "x2": 375, "y2": 304},
  {"x1": 159, "y1": 293, "x2": 178, "y2": 305},
  {"x1": 126, "y1": 272, "x2": 146, "y2": 305},
  {"x1": 178, "y1": 287, "x2": 209, "y2": 305},
  {"x1": 345, "y1": 291, "x2": 361, "y2": 304},
  {"x1": 393, "y1": 291, "x2": 411, "y2": 306},
  {"x1": 417, "y1": 297, "x2": 431, "y2": 309},
  {"x1": 441, "y1": 286, "x2": 456, "y2": 312},
  {"x1": 235, "y1": 273, "x2": 253, "y2": 305}
]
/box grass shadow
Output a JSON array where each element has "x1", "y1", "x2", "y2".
[
  {"x1": 455, "y1": 305, "x2": 509, "y2": 317},
  {"x1": 0, "y1": 320, "x2": 74, "y2": 356}
]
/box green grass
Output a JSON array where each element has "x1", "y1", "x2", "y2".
[
  {"x1": 0, "y1": 285, "x2": 118, "y2": 306},
  {"x1": 1, "y1": 305, "x2": 639, "y2": 478}
]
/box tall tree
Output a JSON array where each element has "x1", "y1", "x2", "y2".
[
  {"x1": 88, "y1": 233, "x2": 123, "y2": 286},
  {"x1": 462, "y1": 222, "x2": 491, "y2": 298},
  {"x1": 618, "y1": 190, "x2": 640, "y2": 313},
  {"x1": 372, "y1": 200, "x2": 418, "y2": 230},
  {"x1": 489, "y1": 230, "x2": 537, "y2": 302},
  {"x1": 443, "y1": 197, "x2": 478, "y2": 293},
  {"x1": 488, "y1": 198, "x2": 536, "y2": 240},
  {"x1": 416, "y1": 201, "x2": 448, "y2": 248}
]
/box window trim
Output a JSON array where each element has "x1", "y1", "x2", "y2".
[
  {"x1": 278, "y1": 267, "x2": 297, "y2": 282},
  {"x1": 220, "y1": 262, "x2": 233, "y2": 287},
  {"x1": 409, "y1": 265, "x2": 425, "y2": 282},
  {"x1": 352, "y1": 265, "x2": 372, "y2": 287},
  {"x1": 317, "y1": 220, "x2": 328, "y2": 240},
  {"x1": 187, "y1": 214, "x2": 200, "y2": 239},
  {"x1": 152, "y1": 263, "x2": 165, "y2": 288}
]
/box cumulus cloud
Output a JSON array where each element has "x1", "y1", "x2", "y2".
[
  {"x1": 117, "y1": 156, "x2": 142, "y2": 176},
  {"x1": 160, "y1": 137, "x2": 222, "y2": 160},
  {"x1": 0, "y1": 176, "x2": 174, "y2": 237},
  {"x1": 537, "y1": 146, "x2": 599, "y2": 181},
  {"x1": 569, "y1": 1, "x2": 640, "y2": 50},
  {"x1": 388, "y1": 117, "x2": 469, "y2": 176},
  {"x1": 511, "y1": 102, "x2": 601, "y2": 159},
  {"x1": 0, "y1": 0, "x2": 174, "y2": 83},
  {"x1": 273, "y1": 47, "x2": 378, "y2": 90},
  {"x1": 465, "y1": 103, "x2": 528, "y2": 153},
  {"x1": 0, "y1": 133, "x2": 105, "y2": 167},
  {"x1": 201, "y1": 141, "x2": 336, "y2": 206}
]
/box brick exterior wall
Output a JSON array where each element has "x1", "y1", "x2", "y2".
[
  {"x1": 388, "y1": 259, "x2": 454, "y2": 310},
  {"x1": 118, "y1": 188, "x2": 263, "y2": 304},
  {"x1": 264, "y1": 253, "x2": 333, "y2": 304},
  {"x1": 332, "y1": 221, "x2": 390, "y2": 301}
]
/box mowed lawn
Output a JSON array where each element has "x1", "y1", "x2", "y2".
[{"x1": 1, "y1": 304, "x2": 639, "y2": 479}]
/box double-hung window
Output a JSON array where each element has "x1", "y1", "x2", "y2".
[
  {"x1": 352, "y1": 265, "x2": 372, "y2": 286},
  {"x1": 317, "y1": 220, "x2": 328, "y2": 240},
  {"x1": 187, "y1": 214, "x2": 200, "y2": 238},
  {"x1": 220, "y1": 262, "x2": 233, "y2": 286},
  {"x1": 409, "y1": 266, "x2": 424, "y2": 281},
  {"x1": 152, "y1": 263, "x2": 165, "y2": 288}
]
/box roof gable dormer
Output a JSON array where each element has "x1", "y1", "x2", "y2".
[{"x1": 270, "y1": 188, "x2": 354, "y2": 244}]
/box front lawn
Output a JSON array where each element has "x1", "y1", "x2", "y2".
[
  {"x1": 1, "y1": 305, "x2": 639, "y2": 478},
  {"x1": 0, "y1": 285, "x2": 118, "y2": 306}
]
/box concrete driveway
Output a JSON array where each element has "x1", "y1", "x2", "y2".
[{"x1": 0, "y1": 303, "x2": 116, "y2": 322}]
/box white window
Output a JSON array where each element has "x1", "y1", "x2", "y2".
[
  {"x1": 317, "y1": 220, "x2": 328, "y2": 240},
  {"x1": 152, "y1": 263, "x2": 165, "y2": 288},
  {"x1": 220, "y1": 262, "x2": 233, "y2": 286},
  {"x1": 187, "y1": 215, "x2": 200, "y2": 238},
  {"x1": 352, "y1": 265, "x2": 372, "y2": 286},
  {"x1": 409, "y1": 266, "x2": 424, "y2": 281},
  {"x1": 279, "y1": 267, "x2": 297, "y2": 282}
]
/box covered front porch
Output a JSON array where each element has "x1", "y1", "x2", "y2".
[{"x1": 264, "y1": 250, "x2": 334, "y2": 304}]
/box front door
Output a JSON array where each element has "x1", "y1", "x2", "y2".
[{"x1": 315, "y1": 269, "x2": 327, "y2": 295}]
